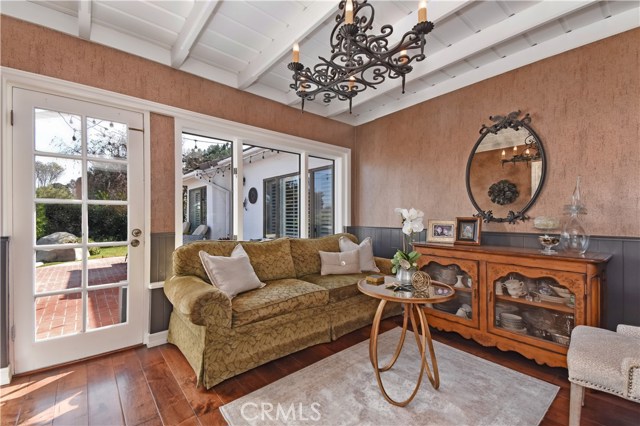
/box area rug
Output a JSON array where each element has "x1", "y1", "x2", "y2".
[{"x1": 220, "y1": 328, "x2": 558, "y2": 425}]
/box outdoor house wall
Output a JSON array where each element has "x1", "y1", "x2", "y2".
[{"x1": 352, "y1": 28, "x2": 640, "y2": 238}]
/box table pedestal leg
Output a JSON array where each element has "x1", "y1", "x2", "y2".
[{"x1": 369, "y1": 301, "x2": 440, "y2": 406}]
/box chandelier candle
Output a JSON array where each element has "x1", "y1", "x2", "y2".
[
  {"x1": 419, "y1": 1, "x2": 427, "y2": 22},
  {"x1": 292, "y1": 43, "x2": 300, "y2": 63},
  {"x1": 345, "y1": 0, "x2": 354, "y2": 24}
]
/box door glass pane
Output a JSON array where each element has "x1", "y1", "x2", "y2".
[
  {"x1": 34, "y1": 156, "x2": 81, "y2": 200},
  {"x1": 182, "y1": 133, "x2": 232, "y2": 244},
  {"x1": 88, "y1": 161, "x2": 127, "y2": 200},
  {"x1": 35, "y1": 253, "x2": 82, "y2": 294},
  {"x1": 88, "y1": 246, "x2": 128, "y2": 286},
  {"x1": 35, "y1": 293, "x2": 82, "y2": 340},
  {"x1": 87, "y1": 286, "x2": 127, "y2": 331},
  {"x1": 35, "y1": 203, "x2": 81, "y2": 245},
  {"x1": 88, "y1": 205, "x2": 127, "y2": 242},
  {"x1": 35, "y1": 109, "x2": 81, "y2": 154},
  {"x1": 87, "y1": 117, "x2": 128, "y2": 159}
]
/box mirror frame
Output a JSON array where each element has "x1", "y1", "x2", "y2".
[{"x1": 465, "y1": 111, "x2": 546, "y2": 224}]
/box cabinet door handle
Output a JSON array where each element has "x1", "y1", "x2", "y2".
[
  {"x1": 489, "y1": 291, "x2": 493, "y2": 302},
  {"x1": 473, "y1": 288, "x2": 477, "y2": 299}
]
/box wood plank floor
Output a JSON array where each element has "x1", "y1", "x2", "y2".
[{"x1": 2, "y1": 318, "x2": 638, "y2": 425}]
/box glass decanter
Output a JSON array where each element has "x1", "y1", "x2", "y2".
[{"x1": 560, "y1": 177, "x2": 590, "y2": 254}]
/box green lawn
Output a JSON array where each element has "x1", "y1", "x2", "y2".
[{"x1": 89, "y1": 245, "x2": 128, "y2": 259}]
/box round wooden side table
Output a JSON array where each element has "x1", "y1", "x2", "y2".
[{"x1": 358, "y1": 278, "x2": 455, "y2": 407}]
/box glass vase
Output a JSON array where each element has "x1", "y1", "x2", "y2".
[
  {"x1": 560, "y1": 176, "x2": 589, "y2": 255},
  {"x1": 560, "y1": 213, "x2": 590, "y2": 254},
  {"x1": 396, "y1": 267, "x2": 416, "y2": 285}
]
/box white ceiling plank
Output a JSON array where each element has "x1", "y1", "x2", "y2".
[
  {"x1": 179, "y1": 57, "x2": 238, "y2": 88},
  {"x1": 78, "y1": 0, "x2": 92, "y2": 40},
  {"x1": 345, "y1": 7, "x2": 640, "y2": 126},
  {"x1": 90, "y1": 23, "x2": 171, "y2": 65},
  {"x1": 325, "y1": 0, "x2": 596, "y2": 118},
  {"x1": 1, "y1": 0, "x2": 78, "y2": 36},
  {"x1": 236, "y1": 1, "x2": 338, "y2": 90},
  {"x1": 171, "y1": 0, "x2": 220, "y2": 69}
]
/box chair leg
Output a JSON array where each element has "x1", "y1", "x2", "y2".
[{"x1": 569, "y1": 382, "x2": 584, "y2": 426}]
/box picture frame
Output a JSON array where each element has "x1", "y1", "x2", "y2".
[
  {"x1": 426, "y1": 220, "x2": 456, "y2": 243},
  {"x1": 455, "y1": 217, "x2": 482, "y2": 245}
]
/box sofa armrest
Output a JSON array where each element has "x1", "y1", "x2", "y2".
[
  {"x1": 374, "y1": 257, "x2": 393, "y2": 275},
  {"x1": 164, "y1": 275, "x2": 232, "y2": 329},
  {"x1": 617, "y1": 324, "x2": 640, "y2": 339}
]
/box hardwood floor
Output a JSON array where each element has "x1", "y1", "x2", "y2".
[{"x1": 2, "y1": 318, "x2": 637, "y2": 425}]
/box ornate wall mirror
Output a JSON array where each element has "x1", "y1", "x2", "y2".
[{"x1": 465, "y1": 111, "x2": 546, "y2": 223}]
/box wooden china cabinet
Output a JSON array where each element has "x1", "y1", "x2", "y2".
[{"x1": 413, "y1": 242, "x2": 611, "y2": 368}]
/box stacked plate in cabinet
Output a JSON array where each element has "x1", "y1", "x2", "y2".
[{"x1": 500, "y1": 312, "x2": 527, "y2": 333}]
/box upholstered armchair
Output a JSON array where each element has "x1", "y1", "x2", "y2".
[{"x1": 567, "y1": 325, "x2": 640, "y2": 426}]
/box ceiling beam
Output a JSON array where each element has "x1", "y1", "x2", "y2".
[
  {"x1": 236, "y1": 1, "x2": 338, "y2": 90},
  {"x1": 78, "y1": 0, "x2": 92, "y2": 40},
  {"x1": 171, "y1": 0, "x2": 220, "y2": 69},
  {"x1": 325, "y1": 0, "x2": 596, "y2": 118},
  {"x1": 346, "y1": 7, "x2": 639, "y2": 126}
]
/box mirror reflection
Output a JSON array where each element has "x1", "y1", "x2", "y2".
[{"x1": 466, "y1": 112, "x2": 545, "y2": 223}]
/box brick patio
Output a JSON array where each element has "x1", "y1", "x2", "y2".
[{"x1": 34, "y1": 257, "x2": 127, "y2": 340}]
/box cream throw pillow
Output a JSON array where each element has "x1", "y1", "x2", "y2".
[
  {"x1": 339, "y1": 236, "x2": 380, "y2": 272},
  {"x1": 319, "y1": 250, "x2": 361, "y2": 275},
  {"x1": 199, "y1": 244, "x2": 265, "y2": 299}
]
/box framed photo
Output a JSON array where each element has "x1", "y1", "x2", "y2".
[
  {"x1": 455, "y1": 217, "x2": 482, "y2": 245},
  {"x1": 427, "y1": 220, "x2": 456, "y2": 243}
]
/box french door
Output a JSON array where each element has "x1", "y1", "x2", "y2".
[{"x1": 11, "y1": 88, "x2": 145, "y2": 373}]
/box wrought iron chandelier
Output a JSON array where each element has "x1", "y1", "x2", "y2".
[{"x1": 288, "y1": 0, "x2": 434, "y2": 113}]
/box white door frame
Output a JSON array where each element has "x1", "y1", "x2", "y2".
[{"x1": 1, "y1": 70, "x2": 152, "y2": 378}]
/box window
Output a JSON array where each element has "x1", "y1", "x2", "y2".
[
  {"x1": 176, "y1": 117, "x2": 350, "y2": 246},
  {"x1": 309, "y1": 164, "x2": 334, "y2": 237},
  {"x1": 181, "y1": 132, "x2": 232, "y2": 242},
  {"x1": 264, "y1": 173, "x2": 299, "y2": 238},
  {"x1": 188, "y1": 187, "x2": 206, "y2": 226}
]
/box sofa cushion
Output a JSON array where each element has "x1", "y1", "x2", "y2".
[
  {"x1": 339, "y1": 236, "x2": 380, "y2": 272},
  {"x1": 174, "y1": 240, "x2": 238, "y2": 283},
  {"x1": 290, "y1": 233, "x2": 358, "y2": 277},
  {"x1": 301, "y1": 273, "x2": 368, "y2": 303},
  {"x1": 199, "y1": 245, "x2": 265, "y2": 299},
  {"x1": 241, "y1": 239, "x2": 296, "y2": 281},
  {"x1": 319, "y1": 250, "x2": 360, "y2": 275},
  {"x1": 231, "y1": 278, "x2": 328, "y2": 327}
]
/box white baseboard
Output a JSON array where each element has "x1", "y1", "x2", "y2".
[
  {"x1": 0, "y1": 365, "x2": 12, "y2": 385},
  {"x1": 145, "y1": 330, "x2": 168, "y2": 348}
]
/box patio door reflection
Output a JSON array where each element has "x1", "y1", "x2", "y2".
[{"x1": 12, "y1": 88, "x2": 145, "y2": 373}]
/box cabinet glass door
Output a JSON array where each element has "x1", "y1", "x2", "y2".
[
  {"x1": 419, "y1": 256, "x2": 479, "y2": 328},
  {"x1": 488, "y1": 264, "x2": 583, "y2": 349}
]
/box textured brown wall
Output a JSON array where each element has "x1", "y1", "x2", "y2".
[
  {"x1": 354, "y1": 28, "x2": 640, "y2": 237},
  {"x1": 150, "y1": 113, "x2": 175, "y2": 233}
]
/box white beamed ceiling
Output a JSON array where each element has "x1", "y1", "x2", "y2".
[{"x1": 4, "y1": 0, "x2": 639, "y2": 125}]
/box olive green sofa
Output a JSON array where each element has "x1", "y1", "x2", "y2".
[{"x1": 164, "y1": 233, "x2": 400, "y2": 389}]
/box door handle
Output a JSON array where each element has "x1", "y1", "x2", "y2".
[
  {"x1": 132, "y1": 228, "x2": 142, "y2": 237},
  {"x1": 130, "y1": 239, "x2": 140, "y2": 247}
]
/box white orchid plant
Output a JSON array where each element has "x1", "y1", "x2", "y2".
[{"x1": 391, "y1": 208, "x2": 425, "y2": 273}]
